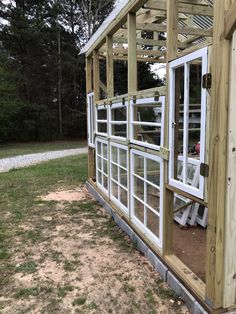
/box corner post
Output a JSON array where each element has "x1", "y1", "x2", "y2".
[
  {"x1": 128, "y1": 12, "x2": 137, "y2": 93},
  {"x1": 206, "y1": 0, "x2": 231, "y2": 309},
  {"x1": 106, "y1": 35, "x2": 114, "y2": 98}
]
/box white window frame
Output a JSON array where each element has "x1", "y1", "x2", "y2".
[
  {"x1": 95, "y1": 104, "x2": 108, "y2": 137},
  {"x1": 87, "y1": 92, "x2": 95, "y2": 147},
  {"x1": 108, "y1": 100, "x2": 128, "y2": 141},
  {"x1": 130, "y1": 149, "x2": 164, "y2": 249},
  {"x1": 130, "y1": 96, "x2": 165, "y2": 151},
  {"x1": 169, "y1": 47, "x2": 208, "y2": 199},
  {"x1": 110, "y1": 142, "x2": 129, "y2": 215},
  {"x1": 96, "y1": 137, "x2": 109, "y2": 196}
]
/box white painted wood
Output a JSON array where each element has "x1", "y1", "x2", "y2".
[
  {"x1": 87, "y1": 92, "x2": 95, "y2": 147},
  {"x1": 96, "y1": 137, "x2": 109, "y2": 196}
]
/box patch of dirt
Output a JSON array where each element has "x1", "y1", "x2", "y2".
[
  {"x1": 41, "y1": 186, "x2": 92, "y2": 202},
  {"x1": 1, "y1": 185, "x2": 190, "y2": 314}
]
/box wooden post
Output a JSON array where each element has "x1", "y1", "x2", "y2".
[
  {"x1": 162, "y1": 0, "x2": 179, "y2": 255},
  {"x1": 205, "y1": 0, "x2": 231, "y2": 309},
  {"x1": 93, "y1": 50, "x2": 100, "y2": 102},
  {"x1": 223, "y1": 30, "x2": 236, "y2": 309},
  {"x1": 106, "y1": 35, "x2": 114, "y2": 98},
  {"x1": 128, "y1": 12, "x2": 137, "y2": 93}
]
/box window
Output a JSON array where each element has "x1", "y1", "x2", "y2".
[
  {"x1": 110, "y1": 142, "x2": 128, "y2": 213},
  {"x1": 87, "y1": 92, "x2": 95, "y2": 147},
  {"x1": 169, "y1": 47, "x2": 208, "y2": 199},
  {"x1": 109, "y1": 100, "x2": 128, "y2": 140},
  {"x1": 130, "y1": 96, "x2": 165, "y2": 150},
  {"x1": 96, "y1": 138, "x2": 109, "y2": 195},
  {"x1": 130, "y1": 150, "x2": 163, "y2": 248},
  {"x1": 96, "y1": 104, "x2": 108, "y2": 137}
]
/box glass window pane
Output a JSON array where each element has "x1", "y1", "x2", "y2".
[
  {"x1": 146, "y1": 209, "x2": 159, "y2": 237},
  {"x1": 97, "y1": 123, "x2": 107, "y2": 134},
  {"x1": 119, "y1": 149, "x2": 127, "y2": 169},
  {"x1": 146, "y1": 183, "x2": 160, "y2": 213},
  {"x1": 97, "y1": 170, "x2": 102, "y2": 185},
  {"x1": 111, "y1": 180, "x2": 118, "y2": 199},
  {"x1": 97, "y1": 108, "x2": 107, "y2": 120},
  {"x1": 120, "y1": 168, "x2": 127, "y2": 188},
  {"x1": 133, "y1": 154, "x2": 144, "y2": 178},
  {"x1": 111, "y1": 107, "x2": 126, "y2": 121},
  {"x1": 103, "y1": 175, "x2": 108, "y2": 190},
  {"x1": 97, "y1": 142, "x2": 101, "y2": 156},
  {"x1": 111, "y1": 164, "x2": 118, "y2": 182},
  {"x1": 133, "y1": 125, "x2": 161, "y2": 147},
  {"x1": 97, "y1": 156, "x2": 102, "y2": 171},
  {"x1": 146, "y1": 159, "x2": 160, "y2": 186},
  {"x1": 103, "y1": 160, "x2": 108, "y2": 175},
  {"x1": 111, "y1": 146, "x2": 118, "y2": 163},
  {"x1": 133, "y1": 176, "x2": 144, "y2": 201},
  {"x1": 134, "y1": 197, "x2": 144, "y2": 223},
  {"x1": 103, "y1": 143, "x2": 107, "y2": 159},
  {"x1": 111, "y1": 124, "x2": 127, "y2": 138},
  {"x1": 120, "y1": 187, "x2": 128, "y2": 208},
  {"x1": 133, "y1": 102, "x2": 162, "y2": 123}
]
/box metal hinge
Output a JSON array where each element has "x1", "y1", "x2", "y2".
[
  {"x1": 202, "y1": 73, "x2": 212, "y2": 89},
  {"x1": 200, "y1": 163, "x2": 209, "y2": 177}
]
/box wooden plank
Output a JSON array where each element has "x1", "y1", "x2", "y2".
[
  {"x1": 128, "y1": 12, "x2": 137, "y2": 93},
  {"x1": 99, "y1": 81, "x2": 107, "y2": 94},
  {"x1": 93, "y1": 50, "x2": 100, "y2": 102},
  {"x1": 205, "y1": 0, "x2": 231, "y2": 309},
  {"x1": 225, "y1": 1, "x2": 236, "y2": 39},
  {"x1": 223, "y1": 30, "x2": 236, "y2": 308},
  {"x1": 167, "y1": 0, "x2": 179, "y2": 61},
  {"x1": 106, "y1": 35, "x2": 114, "y2": 98},
  {"x1": 100, "y1": 47, "x2": 166, "y2": 57},
  {"x1": 144, "y1": 0, "x2": 214, "y2": 17},
  {"x1": 112, "y1": 55, "x2": 166, "y2": 63},
  {"x1": 134, "y1": 23, "x2": 213, "y2": 37},
  {"x1": 113, "y1": 37, "x2": 187, "y2": 49}
]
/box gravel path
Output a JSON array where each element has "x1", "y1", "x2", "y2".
[{"x1": 0, "y1": 147, "x2": 88, "y2": 173}]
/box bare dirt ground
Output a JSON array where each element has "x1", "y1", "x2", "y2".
[{"x1": 0, "y1": 185, "x2": 189, "y2": 314}]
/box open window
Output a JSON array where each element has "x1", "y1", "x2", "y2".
[
  {"x1": 130, "y1": 149, "x2": 163, "y2": 248},
  {"x1": 110, "y1": 142, "x2": 128, "y2": 214},
  {"x1": 130, "y1": 96, "x2": 165, "y2": 151},
  {"x1": 96, "y1": 104, "x2": 108, "y2": 137},
  {"x1": 96, "y1": 138, "x2": 109, "y2": 195},
  {"x1": 169, "y1": 47, "x2": 208, "y2": 199},
  {"x1": 108, "y1": 99, "x2": 128, "y2": 141},
  {"x1": 87, "y1": 92, "x2": 95, "y2": 147}
]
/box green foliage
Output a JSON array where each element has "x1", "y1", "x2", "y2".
[{"x1": 15, "y1": 261, "x2": 37, "y2": 274}]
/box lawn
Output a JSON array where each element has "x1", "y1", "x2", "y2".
[
  {"x1": 0, "y1": 155, "x2": 187, "y2": 313},
  {"x1": 0, "y1": 140, "x2": 87, "y2": 159}
]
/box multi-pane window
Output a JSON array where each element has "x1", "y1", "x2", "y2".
[
  {"x1": 96, "y1": 104, "x2": 108, "y2": 137},
  {"x1": 130, "y1": 150, "x2": 163, "y2": 248},
  {"x1": 130, "y1": 96, "x2": 165, "y2": 150},
  {"x1": 109, "y1": 100, "x2": 128, "y2": 140},
  {"x1": 87, "y1": 92, "x2": 95, "y2": 147},
  {"x1": 96, "y1": 138, "x2": 109, "y2": 195},
  {"x1": 169, "y1": 47, "x2": 208, "y2": 199},
  {"x1": 110, "y1": 143, "x2": 128, "y2": 213}
]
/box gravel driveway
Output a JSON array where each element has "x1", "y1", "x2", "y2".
[{"x1": 0, "y1": 147, "x2": 88, "y2": 173}]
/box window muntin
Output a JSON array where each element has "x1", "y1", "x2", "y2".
[
  {"x1": 131, "y1": 150, "x2": 163, "y2": 248},
  {"x1": 130, "y1": 96, "x2": 165, "y2": 150},
  {"x1": 87, "y1": 93, "x2": 95, "y2": 147},
  {"x1": 96, "y1": 138, "x2": 109, "y2": 195},
  {"x1": 169, "y1": 47, "x2": 208, "y2": 199},
  {"x1": 109, "y1": 101, "x2": 128, "y2": 140},
  {"x1": 110, "y1": 142, "x2": 128, "y2": 214},
  {"x1": 96, "y1": 104, "x2": 108, "y2": 137}
]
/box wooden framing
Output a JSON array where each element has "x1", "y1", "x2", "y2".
[{"x1": 83, "y1": 0, "x2": 236, "y2": 311}]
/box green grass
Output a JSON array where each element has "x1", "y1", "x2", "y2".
[
  {"x1": 0, "y1": 154, "x2": 88, "y2": 292},
  {"x1": 0, "y1": 140, "x2": 86, "y2": 159},
  {"x1": 72, "y1": 296, "x2": 87, "y2": 306},
  {"x1": 15, "y1": 261, "x2": 37, "y2": 274}
]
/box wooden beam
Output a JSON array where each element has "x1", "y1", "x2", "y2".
[
  {"x1": 167, "y1": 0, "x2": 179, "y2": 61},
  {"x1": 112, "y1": 55, "x2": 166, "y2": 63},
  {"x1": 128, "y1": 12, "x2": 137, "y2": 93},
  {"x1": 100, "y1": 47, "x2": 166, "y2": 57},
  {"x1": 225, "y1": 1, "x2": 236, "y2": 40},
  {"x1": 134, "y1": 22, "x2": 213, "y2": 37},
  {"x1": 93, "y1": 50, "x2": 100, "y2": 102},
  {"x1": 113, "y1": 37, "x2": 187, "y2": 49},
  {"x1": 144, "y1": 0, "x2": 214, "y2": 17},
  {"x1": 86, "y1": 57, "x2": 92, "y2": 94},
  {"x1": 223, "y1": 30, "x2": 236, "y2": 308},
  {"x1": 106, "y1": 35, "x2": 114, "y2": 98},
  {"x1": 99, "y1": 81, "x2": 107, "y2": 94},
  {"x1": 205, "y1": 0, "x2": 231, "y2": 309}
]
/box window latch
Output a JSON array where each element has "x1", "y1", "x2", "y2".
[
  {"x1": 172, "y1": 121, "x2": 176, "y2": 128},
  {"x1": 202, "y1": 73, "x2": 212, "y2": 89}
]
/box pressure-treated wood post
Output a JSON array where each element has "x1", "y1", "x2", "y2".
[
  {"x1": 162, "y1": 0, "x2": 179, "y2": 255},
  {"x1": 223, "y1": 30, "x2": 236, "y2": 309},
  {"x1": 93, "y1": 50, "x2": 100, "y2": 102},
  {"x1": 106, "y1": 35, "x2": 114, "y2": 98},
  {"x1": 205, "y1": 0, "x2": 231, "y2": 309},
  {"x1": 128, "y1": 12, "x2": 137, "y2": 93}
]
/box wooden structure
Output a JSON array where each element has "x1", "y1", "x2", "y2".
[{"x1": 81, "y1": 0, "x2": 236, "y2": 312}]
